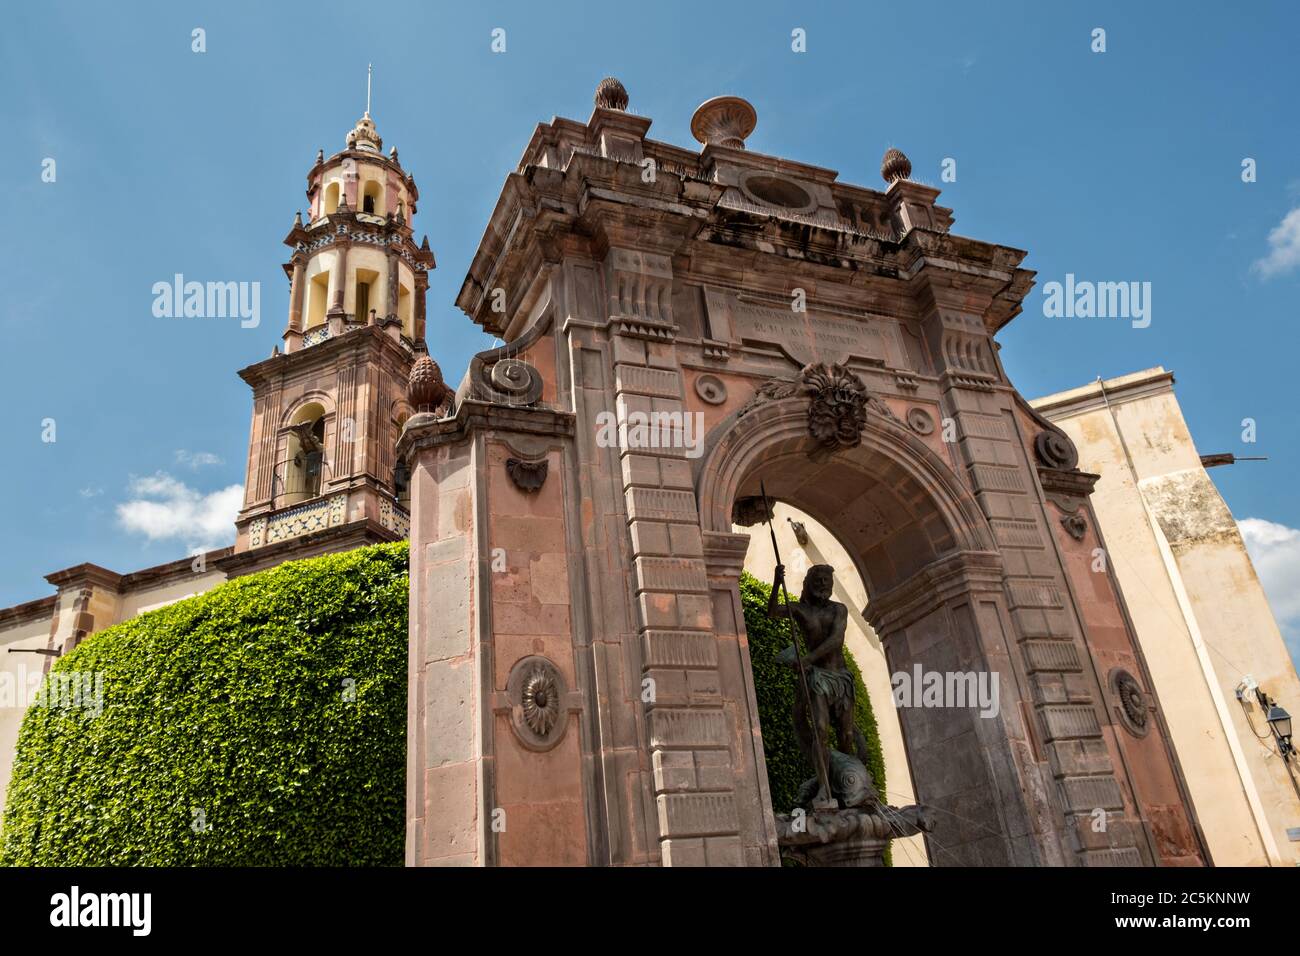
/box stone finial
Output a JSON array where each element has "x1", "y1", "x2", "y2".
[
  {"x1": 594, "y1": 76, "x2": 629, "y2": 111},
  {"x1": 389, "y1": 145, "x2": 399, "y2": 163},
  {"x1": 690, "y1": 96, "x2": 757, "y2": 150},
  {"x1": 315, "y1": 148, "x2": 324, "y2": 165},
  {"x1": 292, "y1": 209, "x2": 303, "y2": 229},
  {"x1": 409, "y1": 353, "x2": 453, "y2": 415},
  {"x1": 881, "y1": 147, "x2": 912, "y2": 185}
]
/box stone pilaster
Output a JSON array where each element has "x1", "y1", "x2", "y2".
[
  {"x1": 917, "y1": 282, "x2": 1152, "y2": 866},
  {"x1": 285, "y1": 258, "x2": 306, "y2": 353},
  {"x1": 603, "y1": 247, "x2": 746, "y2": 866}
]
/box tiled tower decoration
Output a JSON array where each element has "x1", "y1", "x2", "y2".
[{"x1": 223, "y1": 106, "x2": 435, "y2": 573}]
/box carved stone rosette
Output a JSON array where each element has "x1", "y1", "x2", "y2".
[
  {"x1": 1109, "y1": 668, "x2": 1150, "y2": 738},
  {"x1": 506, "y1": 656, "x2": 569, "y2": 751},
  {"x1": 1035, "y1": 428, "x2": 1079, "y2": 471}
]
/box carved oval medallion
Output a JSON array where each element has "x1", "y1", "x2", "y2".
[
  {"x1": 906, "y1": 407, "x2": 935, "y2": 435},
  {"x1": 695, "y1": 373, "x2": 727, "y2": 405}
]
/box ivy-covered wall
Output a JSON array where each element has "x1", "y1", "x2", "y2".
[{"x1": 1, "y1": 543, "x2": 409, "y2": 866}]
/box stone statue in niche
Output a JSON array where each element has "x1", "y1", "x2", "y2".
[{"x1": 768, "y1": 562, "x2": 877, "y2": 808}]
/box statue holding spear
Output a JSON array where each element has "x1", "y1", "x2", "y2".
[{"x1": 759, "y1": 483, "x2": 878, "y2": 811}]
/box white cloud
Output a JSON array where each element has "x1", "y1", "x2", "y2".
[
  {"x1": 174, "y1": 449, "x2": 223, "y2": 469},
  {"x1": 1251, "y1": 208, "x2": 1300, "y2": 279},
  {"x1": 116, "y1": 471, "x2": 242, "y2": 552},
  {"x1": 1238, "y1": 517, "x2": 1300, "y2": 665},
  {"x1": 79, "y1": 486, "x2": 103, "y2": 498}
]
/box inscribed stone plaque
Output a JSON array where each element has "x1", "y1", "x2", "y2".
[{"x1": 730, "y1": 296, "x2": 903, "y2": 367}]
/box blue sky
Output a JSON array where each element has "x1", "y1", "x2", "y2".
[{"x1": 2, "y1": 1, "x2": 1298, "y2": 658}]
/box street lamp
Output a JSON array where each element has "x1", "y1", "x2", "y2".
[{"x1": 1264, "y1": 699, "x2": 1293, "y2": 758}]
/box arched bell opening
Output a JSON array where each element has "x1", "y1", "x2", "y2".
[{"x1": 282, "y1": 401, "x2": 328, "y2": 506}]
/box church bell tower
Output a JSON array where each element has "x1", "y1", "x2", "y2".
[{"x1": 222, "y1": 103, "x2": 435, "y2": 573}]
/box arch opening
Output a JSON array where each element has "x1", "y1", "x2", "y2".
[
  {"x1": 738, "y1": 501, "x2": 930, "y2": 866},
  {"x1": 282, "y1": 401, "x2": 327, "y2": 505},
  {"x1": 699, "y1": 397, "x2": 1015, "y2": 865}
]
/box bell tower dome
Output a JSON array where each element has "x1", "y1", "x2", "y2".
[{"x1": 221, "y1": 98, "x2": 436, "y2": 573}]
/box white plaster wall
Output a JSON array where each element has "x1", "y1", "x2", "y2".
[{"x1": 0, "y1": 614, "x2": 54, "y2": 827}]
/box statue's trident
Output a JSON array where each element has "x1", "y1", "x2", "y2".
[{"x1": 759, "y1": 481, "x2": 834, "y2": 810}]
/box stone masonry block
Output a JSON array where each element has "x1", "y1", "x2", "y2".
[
  {"x1": 642, "y1": 630, "x2": 719, "y2": 669},
  {"x1": 634, "y1": 556, "x2": 709, "y2": 593},
  {"x1": 629, "y1": 520, "x2": 671, "y2": 555},
  {"x1": 704, "y1": 835, "x2": 744, "y2": 866},
  {"x1": 660, "y1": 837, "x2": 706, "y2": 866},
  {"x1": 668, "y1": 523, "x2": 704, "y2": 556},
  {"x1": 649, "y1": 707, "x2": 729, "y2": 748},
  {"x1": 656, "y1": 792, "x2": 740, "y2": 838},
  {"x1": 626, "y1": 488, "x2": 698, "y2": 523},
  {"x1": 612, "y1": 336, "x2": 647, "y2": 366},
  {"x1": 615, "y1": 364, "x2": 682, "y2": 398},
  {"x1": 652, "y1": 750, "x2": 697, "y2": 793}
]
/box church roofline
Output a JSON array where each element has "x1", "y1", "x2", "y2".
[{"x1": 0, "y1": 594, "x2": 55, "y2": 629}]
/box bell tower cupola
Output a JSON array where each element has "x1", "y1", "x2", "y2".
[
  {"x1": 222, "y1": 74, "x2": 437, "y2": 572},
  {"x1": 281, "y1": 96, "x2": 434, "y2": 352}
]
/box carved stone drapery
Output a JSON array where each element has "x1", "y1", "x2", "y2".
[
  {"x1": 505, "y1": 457, "x2": 548, "y2": 492},
  {"x1": 731, "y1": 495, "x2": 775, "y2": 527}
]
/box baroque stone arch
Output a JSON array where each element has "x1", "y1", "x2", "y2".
[
  {"x1": 278, "y1": 390, "x2": 336, "y2": 429},
  {"x1": 694, "y1": 394, "x2": 1035, "y2": 865},
  {"x1": 695, "y1": 395, "x2": 999, "y2": 598}
]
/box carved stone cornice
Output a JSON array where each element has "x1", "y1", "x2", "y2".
[
  {"x1": 396, "y1": 399, "x2": 575, "y2": 462},
  {"x1": 237, "y1": 323, "x2": 415, "y2": 388},
  {"x1": 864, "y1": 550, "x2": 1006, "y2": 636},
  {"x1": 457, "y1": 113, "x2": 1037, "y2": 337},
  {"x1": 213, "y1": 518, "x2": 399, "y2": 578},
  {"x1": 701, "y1": 530, "x2": 752, "y2": 582},
  {"x1": 1040, "y1": 467, "x2": 1100, "y2": 501}
]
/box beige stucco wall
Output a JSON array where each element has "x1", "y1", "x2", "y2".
[
  {"x1": 1033, "y1": 367, "x2": 1300, "y2": 866},
  {"x1": 117, "y1": 571, "x2": 227, "y2": 620},
  {"x1": 0, "y1": 612, "x2": 54, "y2": 827},
  {"x1": 740, "y1": 503, "x2": 929, "y2": 866}
]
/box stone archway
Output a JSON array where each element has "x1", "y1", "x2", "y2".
[
  {"x1": 400, "y1": 82, "x2": 1208, "y2": 867},
  {"x1": 696, "y1": 392, "x2": 1038, "y2": 865}
]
